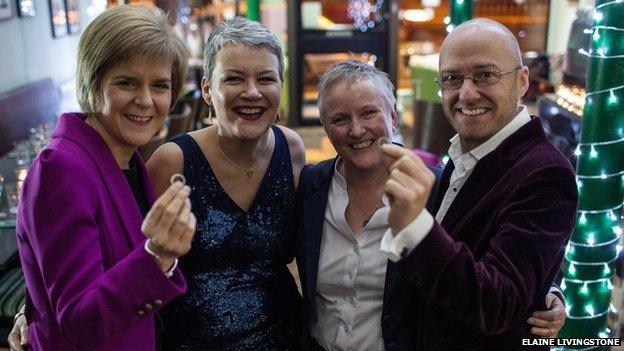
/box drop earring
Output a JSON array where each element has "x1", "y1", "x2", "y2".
[{"x1": 208, "y1": 105, "x2": 214, "y2": 125}]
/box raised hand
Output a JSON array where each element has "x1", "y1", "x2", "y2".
[
  {"x1": 141, "y1": 182, "x2": 196, "y2": 271},
  {"x1": 381, "y1": 144, "x2": 436, "y2": 234}
]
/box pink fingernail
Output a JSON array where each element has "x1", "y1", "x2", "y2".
[{"x1": 377, "y1": 137, "x2": 389, "y2": 147}]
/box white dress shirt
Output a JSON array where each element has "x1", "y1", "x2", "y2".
[
  {"x1": 380, "y1": 106, "x2": 531, "y2": 262},
  {"x1": 312, "y1": 160, "x2": 390, "y2": 351}
]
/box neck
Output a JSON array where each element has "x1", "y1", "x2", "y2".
[
  {"x1": 215, "y1": 126, "x2": 273, "y2": 167},
  {"x1": 85, "y1": 114, "x2": 133, "y2": 169},
  {"x1": 338, "y1": 158, "x2": 388, "y2": 193}
]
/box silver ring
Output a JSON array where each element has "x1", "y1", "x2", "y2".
[{"x1": 170, "y1": 173, "x2": 186, "y2": 185}]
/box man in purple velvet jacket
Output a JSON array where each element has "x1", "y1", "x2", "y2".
[{"x1": 379, "y1": 19, "x2": 577, "y2": 350}]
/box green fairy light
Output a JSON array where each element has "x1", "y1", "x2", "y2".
[
  {"x1": 585, "y1": 304, "x2": 595, "y2": 316},
  {"x1": 593, "y1": 11, "x2": 603, "y2": 24},
  {"x1": 581, "y1": 282, "x2": 590, "y2": 295},
  {"x1": 590, "y1": 145, "x2": 598, "y2": 158},
  {"x1": 580, "y1": 212, "x2": 588, "y2": 224},
  {"x1": 449, "y1": 0, "x2": 473, "y2": 29},
  {"x1": 608, "y1": 90, "x2": 618, "y2": 105}
]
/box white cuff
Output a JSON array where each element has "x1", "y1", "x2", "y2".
[
  {"x1": 144, "y1": 239, "x2": 179, "y2": 278},
  {"x1": 380, "y1": 210, "x2": 434, "y2": 262},
  {"x1": 549, "y1": 285, "x2": 565, "y2": 303}
]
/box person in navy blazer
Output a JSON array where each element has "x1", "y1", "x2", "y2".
[
  {"x1": 11, "y1": 5, "x2": 196, "y2": 350},
  {"x1": 295, "y1": 21, "x2": 574, "y2": 350}
]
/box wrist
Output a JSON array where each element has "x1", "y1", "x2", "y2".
[
  {"x1": 144, "y1": 239, "x2": 178, "y2": 278},
  {"x1": 14, "y1": 311, "x2": 26, "y2": 324}
]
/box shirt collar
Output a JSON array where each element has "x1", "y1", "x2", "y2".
[
  {"x1": 447, "y1": 105, "x2": 531, "y2": 165},
  {"x1": 333, "y1": 157, "x2": 391, "y2": 207},
  {"x1": 331, "y1": 157, "x2": 390, "y2": 229}
]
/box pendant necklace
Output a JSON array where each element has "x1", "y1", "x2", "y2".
[{"x1": 216, "y1": 134, "x2": 272, "y2": 178}]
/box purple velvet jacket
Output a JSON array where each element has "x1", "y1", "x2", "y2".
[
  {"x1": 397, "y1": 117, "x2": 578, "y2": 350},
  {"x1": 16, "y1": 113, "x2": 187, "y2": 350},
  {"x1": 296, "y1": 117, "x2": 577, "y2": 351}
]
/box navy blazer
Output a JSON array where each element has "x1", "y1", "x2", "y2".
[
  {"x1": 295, "y1": 157, "x2": 443, "y2": 351},
  {"x1": 295, "y1": 117, "x2": 577, "y2": 351}
]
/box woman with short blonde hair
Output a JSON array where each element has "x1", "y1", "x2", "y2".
[{"x1": 11, "y1": 5, "x2": 195, "y2": 350}]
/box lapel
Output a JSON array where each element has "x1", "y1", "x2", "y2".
[
  {"x1": 53, "y1": 113, "x2": 148, "y2": 251},
  {"x1": 439, "y1": 154, "x2": 501, "y2": 233},
  {"x1": 431, "y1": 163, "x2": 454, "y2": 216},
  {"x1": 301, "y1": 159, "x2": 335, "y2": 301},
  {"x1": 383, "y1": 260, "x2": 400, "y2": 306}
]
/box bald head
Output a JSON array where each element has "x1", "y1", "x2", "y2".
[
  {"x1": 440, "y1": 18, "x2": 522, "y2": 68},
  {"x1": 437, "y1": 18, "x2": 530, "y2": 152}
]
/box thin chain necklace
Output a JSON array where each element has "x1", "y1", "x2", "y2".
[
  {"x1": 216, "y1": 134, "x2": 273, "y2": 178},
  {"x1": 360, "y1": 199, "x2": 385, "y2": 227}
]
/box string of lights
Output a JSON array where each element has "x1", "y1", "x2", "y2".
[{"x1": 559, "y1": 0, "x2": 623, "y2": 341}]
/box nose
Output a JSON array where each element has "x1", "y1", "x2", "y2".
[
  {"x1": 348, "y1": 118, "x2": 366, "y2": 138},
  {"x1": 458, "y1": 78, "x2": 481, "y2": 103},
  {"x1": 241, "y1": 80, "x2": 262, "y2": 100},
  {"x1": 134, "y1": 86, "x2": 154, "y2": 108}
]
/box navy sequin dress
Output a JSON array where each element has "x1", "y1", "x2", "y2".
[{"x1": 161, "y1": 126, "x2": 301, "y2": 350}]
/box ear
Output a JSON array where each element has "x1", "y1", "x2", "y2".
[
  {"x1": 517, "y1": 66, "x2": 530, "y2": 100},
  {"x1": 201, "y1": 77, "x2": 211, "y2": 105},
  {"x1": 391, "y1": 105, "x2": 399, "y2": 130}
]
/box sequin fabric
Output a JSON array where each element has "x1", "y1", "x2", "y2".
[{"x1": 161, "y1": 126, "x2": 301, "y2": 350}]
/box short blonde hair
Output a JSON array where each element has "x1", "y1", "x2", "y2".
[{"x1": 76, "y1": 5, "x2": 189, "y2": 114}]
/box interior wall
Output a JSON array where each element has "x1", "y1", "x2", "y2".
[{"x1": 0, "y1": 0, "x2": 101, "y2": 104}]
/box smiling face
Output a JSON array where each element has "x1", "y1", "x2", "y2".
[
  {"x1": 203, "y1": 44, "x2": 282, "y2": 140},
  {"x1": 89, "y1": 58, "x2": 172, "y2": 164},
  {"x1": 439, "y1": 23, "x2": 529, "y2": 151},
  {"x1": 322, "y1": 77, "x2": 397, "y2": 172}
]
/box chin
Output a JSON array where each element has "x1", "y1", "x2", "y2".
[
  {"x1": 128, "y1": 135, "x2": 155, "y2": 148},
  {"x1": 345, "y1": 155, "x2": 383, "y2": 172}
]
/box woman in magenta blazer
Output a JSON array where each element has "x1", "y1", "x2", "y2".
[{"x1": 12, "y1": 5, "x2": 195, "y2": 350}]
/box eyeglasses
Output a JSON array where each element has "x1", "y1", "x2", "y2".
[{"x1": 435, "y1": 67, "x2": 522, "y2": 90}]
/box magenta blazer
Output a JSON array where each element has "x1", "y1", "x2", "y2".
[{"x1": 16, "y1": 113, "x2": 187, "y2": 350}]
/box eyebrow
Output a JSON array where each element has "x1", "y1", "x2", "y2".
[
  {"x1": 473, "y1": 64, "x2": 500, "y2": 70},
  {"x1": 112, "y1": 75, "x2": 171, "y2": 83},
  {"x1": 222, "y1": 69, "x2": 278, "y2": 75},
  {"x1": 359, "y1": 104, "x2": 380, "y2": 110}
]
